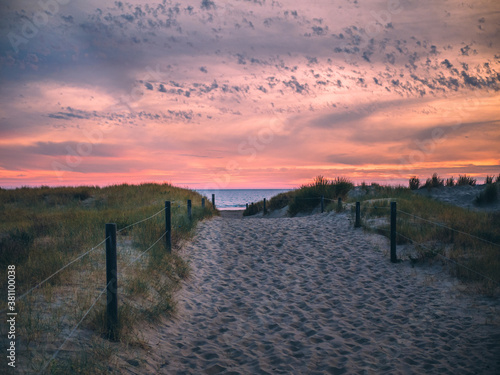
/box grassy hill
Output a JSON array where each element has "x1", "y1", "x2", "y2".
[{"x1": 0, "y1": 183, "x2": 216, "y2": 373}]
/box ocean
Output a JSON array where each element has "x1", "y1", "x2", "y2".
[{"x1": 195, "y1": 189, "x2": 292, "y2": 210}]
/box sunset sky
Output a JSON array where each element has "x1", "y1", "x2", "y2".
[{"x1": 1, "y1": 0, "x2": 499, "y2": 189}]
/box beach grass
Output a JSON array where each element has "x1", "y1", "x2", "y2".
[
  {"x1": 0, "y1": 183, "x2": 216, "y2": 373},
  {"x1": 349, "y1": 184, "x2": 500, "y2": 294},
  {"x1": 243, "y1": 175, "x2": 354, "y2": 216},
  {"x1": 247, "y1": 175, "x2": 499, "y2": 294}
]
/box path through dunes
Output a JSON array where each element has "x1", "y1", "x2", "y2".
[{"x1": 125, "y1": 212, "x2": 500, "y2": 374}]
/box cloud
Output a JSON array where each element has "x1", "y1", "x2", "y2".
[
  {"x1": 1, "y1": 0, "x2": 500, "y2": 187},
  {"x1": 326, "y1": 153, "x2": 397, "y2": 166},
  {"x1": 200, "y1": 0, "x2": 216, "y2": 11}
]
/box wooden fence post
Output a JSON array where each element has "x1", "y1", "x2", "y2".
[
  {"x1": 355, "y1": 202, "x2": 361, "y2": 228},
  {"x1": 263, "y1": 198, "x2": 267, "y2": 214},
  {"x1": 201, "y1": 198, "x2": 205, "y2": 209},
  {"x1": 105, "y1": 223, "x2": 118, "y2": 341},
  {"x1": 390, "y1": 201, "x2": 397, "y2": 263},
  {"x1": 321, "y1": 196, "x2": 324, "y2": 213},
  {"x1": 187, "y1": 199, "x2": 192, "y2": 220},
  {"x1": 212, "y1": 194, "x2": 215, "y2": 209},
  {"x1": 337, "y1": 197, "x2": 342, "y2": 211},
  {"x1": 165, "y1": 201, "x2": 171, "y2": 252}
]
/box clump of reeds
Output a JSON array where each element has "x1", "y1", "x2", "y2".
[
  {"x1": 408, "y1": 176, "x2": 420, "y2": 190},
  {"x1": 424, "y1": 173, "x2": 444, "y2": 189},
  {"x1": 456, "y1": 174, "x2": 476, "y2": 186}
]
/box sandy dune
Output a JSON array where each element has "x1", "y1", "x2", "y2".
[{"x1": 121, "y1": 212, "x2": 500, "y2": 374}]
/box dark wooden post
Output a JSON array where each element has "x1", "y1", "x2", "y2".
[
  {"x1": 321, "y1": 196, "x2": 324, "y2": 213},
  {"x1": 355, "y1": 202, "x2": 361, "y2": 228},
  {"x1": 390, "y1": 201, "x2": 397, "y2": 263},
  {"x1": 201, "y1": 198, "x2": 205, "y2": 209},
  {"x1": 165, "y1": 201, "x2": 171, "y2": 252},
  {"x1": 246, "y1": 203, "x2": 248, "y2": 209},
  {"x1": 212, "y1": 194, "x2": 215, "y2": 209},
  {"x1": 105, "y1": 223, "x2": 118, "y2": 340},
  {"x1": 337, "y1": 197, "x2": 342, "y2": 211},
  {"x1": 187, "y1": 199, "x2": 192, "y2": 220},
  {"x1": 263, "y1": 198, "x2": 267, "y2": 214}
]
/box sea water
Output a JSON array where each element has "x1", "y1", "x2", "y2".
[{"x1": 195, "y1": 189, "x2": 292, "y2": 210}]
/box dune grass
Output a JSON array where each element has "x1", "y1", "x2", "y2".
[
  {"x1": 350, "y1": 185, "x2": 500, "y2": 294},
  {"x1": 243, "y1": 176, "x2": 353, "y2": 216},
  {"x1": 248, "y1": 175, "x2": 499, "y2": 294},
  {"x1": 0, "y1": 183, "x2": 216, "y2": 373}
]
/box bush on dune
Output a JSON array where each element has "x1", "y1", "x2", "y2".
[{"x1": 287, "y1": 176, "x2": 354, "y2": 216}]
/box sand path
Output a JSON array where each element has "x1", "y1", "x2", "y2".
[{"x1": 134, "y1": 212, "x2": 499, "y2": 374}]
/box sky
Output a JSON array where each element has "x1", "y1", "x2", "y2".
[{"x1": 0, "y1": 0, "x2": 499, "y2": 189}]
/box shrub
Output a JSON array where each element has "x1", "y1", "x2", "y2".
[
  {"x1": 457, "y1": 174, "x2": 476, "y2": 186},
  {"x1": 424, "y1": 173, "x2": 444, "y2": 188},
  {"x1": 475, "y1": 184, "x2": 498, "y2": 205},
  {"x1": 496, "y1": 174, "x2": 500, "y2": 183},
  {"x1": 485, "y1": 175, "x2": 494, "y2": 184},
  {"x1": 409, "y1": 176, "x2": 420, "y2": 190},
  {"x1": 446, "y1": 177, "x2": 455, "y2": 187},
  {"x1": 288, "y1": 176, "x2": 353, "y2": 216}
]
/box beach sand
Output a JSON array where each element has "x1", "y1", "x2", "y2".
[{"x1": 118, "y1": 211, "x2": 500, "y2": 374}]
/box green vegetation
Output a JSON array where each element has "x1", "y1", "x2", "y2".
[
  {"x1": 351, "y1": 185, "x2": 500, "y2": 294},
  {"x1": 243, "y1": 176, "x2": 354, "y2": 217},
  {"x1": 0, "y1": 183, "x2": 216, "y2": 373}
]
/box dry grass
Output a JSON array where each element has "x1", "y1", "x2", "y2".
[
  {"x1": 349, "y1": 185, "x2": 500, "y2": 295},
  {"x1": 0, "y1": 183, "x2": 215, "y2": 373}
]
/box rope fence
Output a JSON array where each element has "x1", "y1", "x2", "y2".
[
  {"x1": 394, "y1": 232, "x2": 497, "y2": 285},
  {"x1": 355, "y1": 200, "x2": 499, "y2": 287},
  {"x1": 11, "y1": 191, "x2": 498, "y2": 371},
  {"x1": 245, "y1": 195, "x2": 345, "y2": 215},
  {"x1": 5, "y1": 195, "x2": 214, "y2": 373},
  {"x1": 396, "y1": 209, "x2": 500, "y2": 248},
  {"x1": 243, "y1": 194, "x2": 499, "y2": 287}
]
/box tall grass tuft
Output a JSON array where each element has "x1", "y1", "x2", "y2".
[
  {"x1": 424, "y1": 173, "x2": 444, "y2": 189},
  {"x1": 457, "y1": 174, "x2": 476, "y2": 186},
  {"x1": 409, "y1": 176, "x2": 420, "y2": 190}
]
